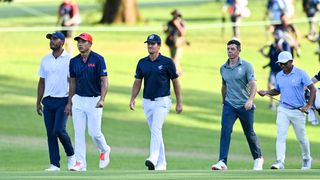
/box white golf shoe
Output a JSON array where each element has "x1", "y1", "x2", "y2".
[
  {"x1": 155, "y1": 164, "x2": 167, "y2": 171},
  {"x1": 44, "y1": 164, "x2": 60, "y2": 171},
  {"x1": 211, "y1": 160, "x2": 227, "y2": 170},
  {"x1": 99, "y1": 148, "x2": 111, "y2": 169},
  {"x1": 301, "y1": 158, "x2": 312, "y2": 170},
  {"x1": 253, "y1": 157, "x2": 264, "y2": 170},
  {"x1": 70, "y1": 162, "x2": 87, "y2": 171},
  {"x1": 67, "y1": 155, "x2": 76, "y2": 170},
  {"x1": 270, "y1": 160, "x2": 284, "y2": 170}
]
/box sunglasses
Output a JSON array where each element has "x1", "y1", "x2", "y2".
[{"x1": 278, "y1": 62, "x2": 289, "y2": 66}]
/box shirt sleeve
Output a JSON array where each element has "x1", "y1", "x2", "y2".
[
  {"x1": 301, "y1": 70, "x2": 313, "y2": 86},
  {"x1": 99, "y1": 57, "x2": 108, "y2": 77},
  {"x1": 69, "y1": 60, "x2": 76, "y2": 78},
  {"x1": 168, "y1": 60, "x2": 178, "y2": 79},
  {"x1": 38, "y1": 59, "x2": 45, "y2": 78},
  {"x1": 246, "y1": 63, "x2": 256, "y2": 82},
  {"x1": 134, "y1": 61, "x2": 143, "y2": 79},
  {"x1": 314, "y1": 71, "x2": 320, "y2": 81},
  {"x1": 71, "y1": 3, "x2": 80, "y2": 16}
]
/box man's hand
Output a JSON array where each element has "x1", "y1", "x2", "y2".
[
  {"x1": 176, "y1": 102, "x2": 183, "y2": 114},
  {"x1": 300, "y1": 105, "x2": 311, "y2": 114},
  {"x1": 64, "y1": 103, "x2": 72, "y2": 116},
  {"x1": 257, "y1": 90, "x2": 268, "y2": 97},
  {"x1": 244, "y1": 99, "x2": 253, "y2": 110},
  {"x1": 96, "y1": 99, "x2": 104, "y2": 108},
  {"x1": 36, "y1": 104, "x2": 43, "y2": 116},
  {"x1": 129, "y1": 99, "x2": 135, "y2": 111}
]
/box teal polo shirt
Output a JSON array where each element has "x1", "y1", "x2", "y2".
[{"x1": 220, "y1": 58, "x2": 256, "y2": 109}]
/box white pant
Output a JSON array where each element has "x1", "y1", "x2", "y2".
[
  {"x1": 276, "y1": 106, "x2": 311, "y2": 163},
  {"x1": 315, "y1": 88, "x2": 320, "y2": 109},
  {"x1": 72, "y1": 94, "x2": 109, "y2": 167},
  {"x1": 142, "y1": 96, "x2": 171, "y2": 168}
]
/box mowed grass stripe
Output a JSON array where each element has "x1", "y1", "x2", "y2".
[{"x1": 1, "y1": 170, "x2": 320, "y2": 180}]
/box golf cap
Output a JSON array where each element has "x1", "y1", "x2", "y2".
[
  {"x1": 46, "y1": 32, "x2": 65, "y2": 41},
  {"x1": 276, "y1": 51, "x2": 293, "y2": 64},
  {"x1": 74, "y1": 33, "x2": 93, "y2": 43},
  {"x1": 144, "y1": 34, "x2": 161, "y2": 44}
]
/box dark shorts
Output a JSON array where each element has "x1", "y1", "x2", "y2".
[{"x1": 61, "y1": 30, "x2": 74, "y2": 38}]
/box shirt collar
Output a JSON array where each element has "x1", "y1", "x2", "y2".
[
  {"x1": 224, "y1": 57, "x2": 242, "y2": 68},
  {"x1": 280, "y1": 66, "x2": 296, "y2": 76}
]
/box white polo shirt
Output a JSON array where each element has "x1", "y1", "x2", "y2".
[{"x1": 38, "y1": 50, "x2": 71, "y2": 98}]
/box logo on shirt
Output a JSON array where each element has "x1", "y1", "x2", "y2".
[
  {"x1": 88, "y1": 63, "x2": 95, "y2": 67},
  {"x1": 103, "y1": 69, "x2": 107, "y2": 73},
  {"x1": 158, "y1": 65, "x2": 163, "y2": 70}
]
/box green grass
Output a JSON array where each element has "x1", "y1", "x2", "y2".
[{"x1": 1, "y1": 0, "x2": 320, "y2": 179}]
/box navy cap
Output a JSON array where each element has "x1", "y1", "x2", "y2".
[
  {"x1": 46, "y1": 32, "x2": 65, "y2": 41},
  {"x1": 144, "y1": 34, "x2": 161, "y2": 44}
]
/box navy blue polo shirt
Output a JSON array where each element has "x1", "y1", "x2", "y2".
[
  {"x1": 70, "y1": 51, "x2": 107, "y2": 97},
  {"x1": 135, "y1": 54, "x2": 178, "y2": 100}
]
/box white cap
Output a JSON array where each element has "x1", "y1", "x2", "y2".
[{"x1": 276, "y1": 51, "x2": 293, "y2": 64}]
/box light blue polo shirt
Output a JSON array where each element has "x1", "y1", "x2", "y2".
[
  {"x1": 220, "y1": 58, "x2": 256, "y2": 109},
  {"x1": 275, "y1": 67, "x2": 312, "y2": 109}
]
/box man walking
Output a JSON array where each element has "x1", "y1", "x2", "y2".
[
  {"x1": 65, "y1": 33, "x2": 111, "y2": 171},
  {"x1": 36, "y1": 32, "x2": 75, "y2": 171},
  {"x1": 211, "y1": 39, "x2": 264, "y2": 171},
  {"x1": 129, "y1": 34, "x2": 183, "y2": 171},
  {"x1": 258, "y1": 51, "x2": 316, "y2": 170}
]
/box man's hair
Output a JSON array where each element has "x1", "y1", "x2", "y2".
[{"x1": 227, "y1": 39, "x2": 241, "y2": 50}]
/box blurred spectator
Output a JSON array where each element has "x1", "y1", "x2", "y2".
[
  {"x1": 222, "y1": 0, "x2": 250, "y2": 38},
  {"x1": 164, "y1": 9, "x2": 187, "y2": 75},
  {"x1": 273, "y1": 13, "x2": 301, "y2": 58},
  {"x1": 259, "y1": 30, "x2": 291, "y2": 110},
  {"x1": 303, "y1": 0, "x2": 320, "y2": 40},
  {"x1": 57, "y1": 0, "x2": 81, "y2": 54}
]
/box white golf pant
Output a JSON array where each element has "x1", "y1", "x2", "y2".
[
  {"x1": 276, "y1": 106, "x2": 311, "y2": 163},
  {"x1": 142, "y1": 96, "x2": 171, "y2": 167},
  {"x1": 72, "y1": 94, "x2": 109, "y2": 167}
]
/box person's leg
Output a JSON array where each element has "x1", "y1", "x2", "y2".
[
  {"x1": 290, "y1": 111, "x2": 311, "y2": 160},
  {"x1": 275, "y1": 106, "x2": 290, "y2": 163},
  {"x1": 218, "y1": 101, "x2": 237, "y2": 164},
  {"x1": 87, "y1": 97, "x2": 109, "y2": 153},
  {"x1": 147, "y1": 97, "x2": 171, "y2": 166},
  {"x1": 173, "y1": 46, "x2": 183, "y2": 74},
  {"x1": 155, "y1": 97, "x2": 171, "y2": 168},
  {"x1": 237, "y1": 106, "x2": 262, "y2": 160},
  {"x1": 71, "y1": 95, "x2": 88, "y2": 167},
  {"x1": 54, "y1": 97, "x2": 74, "y2": 157},
  {"x1": 42, "y1": 97, "x2": 60, "y2": 168}
]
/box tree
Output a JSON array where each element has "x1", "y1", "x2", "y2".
[
  {"x1": 0, "y1": 0, "x2": 13, "y2": 2},
  {"x1": 100, "y1": 0, "x2": 140, "y2": 24}
]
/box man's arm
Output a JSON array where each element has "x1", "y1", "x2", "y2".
[
  {"x1": 96, "y1": 76, "x2": 108, "y2": 108},
  {"x1": 172, "y1": 78, "x2": 182, "y2": 114},
  {"x1": 301, "y1": 83, "x2": 316, "y2": 113},
  {"x1": 244, "y1": 80, "x2": 257, "y2": 110},
  {"x1": 65, "y1": 77, "x2": 76, "y2": 115},
  {"x1": 221, "y1": 84, "x2": 226, "y2": 104},
  {"x1": 129, "y1": 79, "x2": 142, "y2": 111},
  {"x1": 257, "y1": 89, "x2": 281, "y2": 96},
  {"x1": 36, "y1": 78, "x2": 45, "y2": 116}
]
